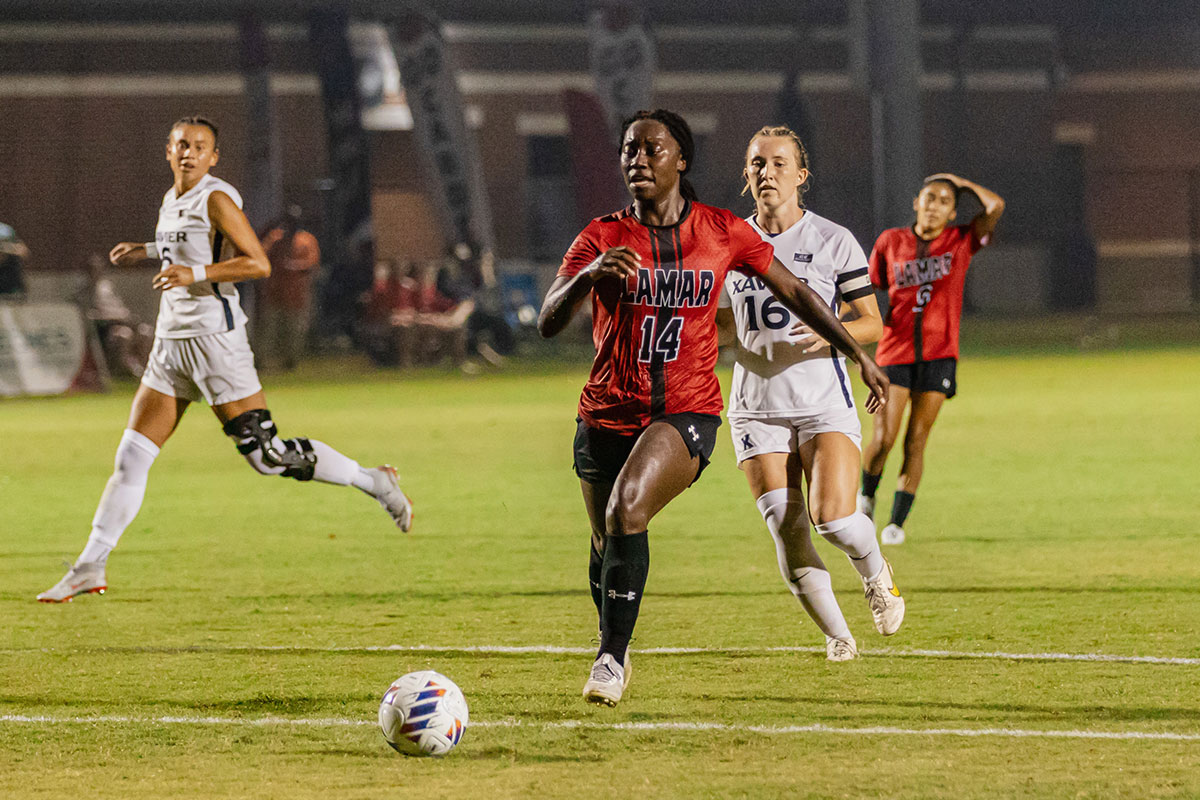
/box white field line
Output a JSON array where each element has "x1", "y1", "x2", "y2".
[
  {"x1": 1, "y1": 714, "x2": 1197, "y2": 742},
  {"x1": 232, "y1": 643, "x2": 1200, "y2": 666},
  {"x1": 15, "y1": 642, "x2": 1199, "y2": 666}
]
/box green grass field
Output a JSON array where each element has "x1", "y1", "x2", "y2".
[{"x1": 3, "y1": 342, "x2": 1199, "y2": 799}]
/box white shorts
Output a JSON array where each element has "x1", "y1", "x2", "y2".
[
  {"x1": 728, "y1": 407, "x2": 862, "y2": 463},
  {"x1": 141, "y1": 326, "x2": 262, "y2": 406}
]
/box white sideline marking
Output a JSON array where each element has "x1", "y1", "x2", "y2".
[
  {"x1": 241, "y1": 643, "x2": 1200, "y2": 666},
  {"x1": 1, "y1": 714, "x2": 1197, "y2": 742},
  {"x1": 16, "y1": 643, "x2": 1199, "y2": 666}
]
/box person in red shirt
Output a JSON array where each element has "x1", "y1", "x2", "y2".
[
  {"x1": 539, "y1": 109, "x2": 888, "y2": 707},
  {"x1": 859, "y1": 173, "x2": 1005, "y2": 545},
  {"x1": 259, "y1": 205, "x2": 320, "y2": 370}
]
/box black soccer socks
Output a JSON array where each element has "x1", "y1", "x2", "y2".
[
  {"x1": 599, "y1": 531, "x2": 649, "y2": 664},
  {"x1": 891, "y1": 490, "x2": 916, "y2": 526},
  {"x1": 588, "y1": 538, "x2": 604, "y2": 622},
  {"x1": 861, "y1": 470, "x2": 882, "y2": 499}
]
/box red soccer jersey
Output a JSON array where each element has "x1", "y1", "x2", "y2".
[
  {"x1": 869, "y1": 224, "x2": 985, "y2": 365},
  {"x1": 558, "y1": 201, "x2": 775, "y2": 433}
]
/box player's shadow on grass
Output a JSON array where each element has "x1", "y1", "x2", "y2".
[
  {"x1": 249, "y1": 589, "x2": 589, "y2": 601},
  {"x1": 456, "y1": 747, "x2": 584, "y2": 763},
  {"x1": 0, "y1": 694, "x2": 372, "y2": 716},
  {"x1": 245, "y1": 588, "x2": 781, "y2": 601}
]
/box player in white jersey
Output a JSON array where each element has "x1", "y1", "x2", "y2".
[
  {"x1": 38, "y1": 117, "x2": 413, "y2": 603},
  {"x1": 717, "y1": 126, "x2": 904, "y2": 659}
]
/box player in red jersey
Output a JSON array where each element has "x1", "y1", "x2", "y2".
[
  {"x1": 859, "y1": 173, "x2": 1005, "y2": 545},
  {"x1": 538, "y1": 109, "x2": 888, "y2": 706}
]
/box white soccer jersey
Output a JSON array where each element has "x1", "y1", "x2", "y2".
[
  {"x1": 153, "y1": 173, "x2": 249, "y2": 339},
  {"x1": 720, "y1": 210, "x2": 873, "y2": 417}
]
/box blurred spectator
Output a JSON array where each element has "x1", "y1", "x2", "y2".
[
  {"x1": 259, "y1": 205, "x2": 319, "y2": 370},
  {"x1": 442, "y1": 244, "x2": 513, "y2": 366},
  {"x1": 415, "y1": 262, "x2": 475, "y2": 367},
  {"x1": 76, "y1": 253, "x2": 153, "y2": 378},
  {"x1": 363, "y1": 259, "x2": 418, "y2": 366},
  {"x1": 0, "y1": 222, "x2": 30, "y2": 299},
  {"x1": 361, "y1": 258, "x2": 474, "y2": 368}
]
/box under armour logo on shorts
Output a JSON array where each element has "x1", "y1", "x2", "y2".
[
  {"x1": 688, "y1": 425, "x2": 699, "y2": 442},
  {"x1": 943, "y1": 378, "x2": 951, "y2": 388},
  {"x1": 740, "y1": 434, "x2": 753, "y2": 450}
]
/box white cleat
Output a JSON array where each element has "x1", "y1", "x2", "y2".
[
  {"x1": 826, "y1": 635, "x2": 858, "y2": 662},
  {"x1": 880, "y1": 523, "x2": 905, "y2": 545},
  {"x1": 863, "y1": 558, "x2": 905, "y2": 636},
  {"x1": 371, "y1": 465, "x2": 413, "y2": 532},
  {"x1": 37, "y1": 561, "x2": 107, "y2": 603},
  {"x1": 857, "y1": 493, "x2": 876, "y2": 521},
  {"x1": 582, "y1": 653, "x2": 627, "y2": 707}
]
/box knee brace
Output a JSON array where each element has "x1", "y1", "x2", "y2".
[{"x1": 222, "y1": 408, "x2": 316, "y2": 481}]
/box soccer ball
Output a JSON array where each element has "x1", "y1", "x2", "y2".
[{"x1": 378, "y1": 670, "x2": 469, "y2": 756}]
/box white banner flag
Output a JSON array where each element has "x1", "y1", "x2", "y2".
[
  {"x1": 0, "y1": 302, "x2": 90, "y2": 397},
  {"x1": 588, "y1": 2, "x2": 656, "y2": 137},
  {"x1": 391, "y1": 15, "x2": 495, "y2": 254}
]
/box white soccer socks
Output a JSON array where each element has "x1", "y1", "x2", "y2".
[
  {"x1": 815, "y1": 512, "x2": 885, "y2": 582},
  {"x1": 305, "y1": 440, "x2": 375, "y2": 490},
  {"x1": 756, "y1": 489, "x2": 852, "y2": 641},
  {"x1": 80, "y1": 428, "x2": 160, "y2": 564}
]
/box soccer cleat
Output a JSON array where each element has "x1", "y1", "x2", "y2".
[
  {"x1": 863, "y1": 558, "x2": 905, "y2": 635},
  {"x1": 372, "y1": 465, "x2": 413, "y2": 532},
  {"x1": 826, "y1": 635, "x2": 858, "y2": 662},
  {"x1": 582, "y1": 653, "x2": 626, "y2": 707},
  {"x1": 880, "y1": 523, "x2": 905, "y2": 545},
  {"x1": 857, "y1": 493, "x2": 876, "y2": 521},
  {"x1": 594, "y1": 634, "x2": 633, "y2": 689},
  {"x1": 37, "y1": 561, "x2": 107, "y2": 603}
]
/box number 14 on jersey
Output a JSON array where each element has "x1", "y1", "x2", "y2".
[{"x1": 638, "y1": 316, "x2": 683, "y2": 362}]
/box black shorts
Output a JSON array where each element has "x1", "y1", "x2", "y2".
[
  {"x1": 572, "y1": 412, "x2": 722, "y2": 486},
  {"x1": 884, "y1": 358, "x2": 957, "y2": 398}
]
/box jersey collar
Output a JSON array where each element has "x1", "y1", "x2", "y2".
[
  {"x1": 173, "y1": 173, "x2": 213, "y2": 202},
  {"x1": 749, "y1": 209, "x2": 808, "y2": 239}
]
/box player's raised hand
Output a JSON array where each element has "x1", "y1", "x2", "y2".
[
  {"x1": 109, "y1": 242, "x2": 148, "y2": 267},
  {"x1": 588, "y1": 246, "x2": 641, "y2": 281},
  {"x1": 789, "y1": 321, "x2": 829, "y2": 353},
  {"x1": 859, "y1": 358, "x2": 889, "y2": 413},
  {"x1": 152, "y1": 264, "x2": 197, "y2": 291}
]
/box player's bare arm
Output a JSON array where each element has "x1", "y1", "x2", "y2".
[
  {"x1": 108, "y1": 242, "x2": 150, "y2": 267},
  {"x1": 791, "y1": 292, "x2": 883, "y2": 353},
  {"x1": 537, "y1": 246, "x2": 641, "y2": 338},
  {"x1": 152, "y1": 191, "x2": 270, "y2": 291},
  {"x1": 926, "y1": 172, "x2": 1005, "y2": 241},
  {"x1": 758, "y1": 258, "x2": 888, "y2": 411},
  {"x1": 715, "y1": 307, "x2": 737, "y2": 348}
]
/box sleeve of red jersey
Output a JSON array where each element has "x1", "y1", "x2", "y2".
[
  {"x1": 868, "y1": 231, "x2": 890, "y2": 288},
  {"x1": 725, "y1": 212, "x2": 775, "y2": 275},
  {"x1": 556, "y1": 221, "x2": 604, "y2": 279},
  {"x1": 962, "y1": 224, "x2": 989, "y2": 254}
]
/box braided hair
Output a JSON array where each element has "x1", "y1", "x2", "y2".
[
  {"x1": 619, "y1": 109, "x2": 698, "y2": 202},
  {"x1": 741, "y1": 125, "x2": 812, "y2": 207}
]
